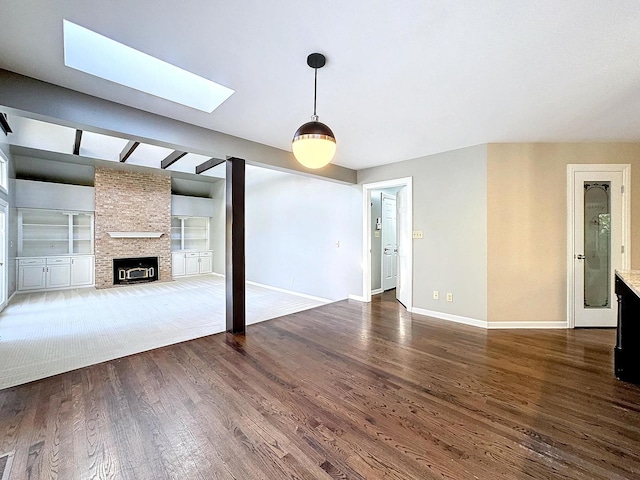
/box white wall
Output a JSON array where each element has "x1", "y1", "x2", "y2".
[
  {"x1": 358, "y1": 145, "x2": 488, "y2": 321},
  {"x1": 210, "y1": 182, "x2": 225, "y2": 274},
  {"x1": 245, "y1": 165, "x2": 361, "y2": 301},
  {"x1": 15, "y1": 179, "x2": 94, "y2": 211}
]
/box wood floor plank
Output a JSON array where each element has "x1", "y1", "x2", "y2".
[{"x1": 1, "y1": 291, "x2": 640, "y2": 479}]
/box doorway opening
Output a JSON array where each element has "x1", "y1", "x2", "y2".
[
  {"x1": 566, "y1": 164, "x2": 630, "y2": 328},
  {"x1": 361, "y1": 177, "x2": 413, "y2": 309}
]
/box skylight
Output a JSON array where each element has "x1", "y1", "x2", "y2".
[{"x1": 63, "y1": 20, "x2": 234, "y2": 113}]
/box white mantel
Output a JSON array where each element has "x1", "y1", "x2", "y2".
[{"x1": 107, "y1": 232, "x2": 164, "y2": 238}]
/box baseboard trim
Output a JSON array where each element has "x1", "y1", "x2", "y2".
[
  {"x1": 371, "y1": 288, "x2": 384, "y2": 295},
  {"x1": 411, "y1": 307, "x2": 488, "y2": 329},
  {"x1": 487, "y1": 321, "x2": 567, "y2": 329},
  {"x1": 348, "y1": 294, "x2": 367, "y2": 302},
  {"x1": 246, "y1": 281, "x2": 332, "y2": 304}
]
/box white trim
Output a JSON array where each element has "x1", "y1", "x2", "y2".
[
  {"x1": 348, "y1": 294, "x2": 367, "y2": 302},
  {"x1": 487, "y1": 321, "x2": 567, "y2": 329},
  {"x1": 0, "y1": 148, "x2": 8, "y2": 194},
  {"x1": 412, "y1": 307, "x2": 568, "y2": 330},
  {"x1": 246, "y1": 280, "x2": 332, "y2": 304},
  {"x1": 0, "y1": 198, "x2": 7, "y2": 312},
  {"x1": 411, "y1": 307, "x2": 488, "y2": 329},
  {"x1": 371, "y1": 288, "x2": 384, "y2": 295},
  {"x1": 108, "y1": 231, "x2": 164, "y2": 238},
  {"x1": 566, "y1": 164, "x2": 630, "y2": 328},
  {"x1": 361, "y1": 177, "x2": 413, "y2": 306}
]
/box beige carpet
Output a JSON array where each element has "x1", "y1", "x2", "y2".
[{"x1": 0, "y1": 275, "x2": 329, "y2": 389}]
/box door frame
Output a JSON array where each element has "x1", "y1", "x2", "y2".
[
  {"x1": 0, "y1": 198, "x2": 8, "y2": 312},
  {"x1": 361, "y1": 177, "x2": 413, "y2": 308},
  {"x1": 566, "y1": 164, "x2": 630, "y2": 328}
]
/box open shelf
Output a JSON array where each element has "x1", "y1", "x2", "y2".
[{"x1": 19, "y1": 208, "x2": 95, "y2": 257}]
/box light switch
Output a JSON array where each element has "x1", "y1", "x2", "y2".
[{"x1": 412, "y1": 230, "x2": 423, "y2": 239}]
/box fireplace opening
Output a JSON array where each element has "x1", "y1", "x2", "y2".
[{"x1": 113, "y1": 257, "x2": 159, "y2": 285}]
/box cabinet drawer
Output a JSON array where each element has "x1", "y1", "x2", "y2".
[
  {"x1": 19, "y1": 258, "x2": 46, "y2": 266},
  {"x1": 185, "y1": 252, "x2": 199, "y2": 258},
  {"x1": 47, "y1": 257, "x2": 71, "y2": 265},
  {"x1": 199, "y1": 251, "x2": 212, "y2": 257}
]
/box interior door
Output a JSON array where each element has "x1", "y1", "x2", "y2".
[
  {"x1": 381, "y1": 193, "x2": 397, "y2": 290},
  {"x1": 396, "y1": 186, "x2": 411, "y2": 308},
  {"x1": 573, "y1": 171, "x2": 623, "y2": 327}
]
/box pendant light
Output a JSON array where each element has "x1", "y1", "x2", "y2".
[{"x1": 292, "y1": 53, "x2": 336, "y2": 169}]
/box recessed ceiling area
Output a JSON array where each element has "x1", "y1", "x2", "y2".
[
  {"x1": 1, "y1": 1, "x2": 640, "y2": 170},
  {"x1": 6, "y1": 114, "x2": 227, "y2": 179}
]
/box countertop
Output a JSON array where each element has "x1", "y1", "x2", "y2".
[{"x1": 616, "y1": 270, "x2": 640, "y2": 298}]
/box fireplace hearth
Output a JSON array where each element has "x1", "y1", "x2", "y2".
[{"x1": 113, "y1": 257, "x2": 159, "y2": 285}]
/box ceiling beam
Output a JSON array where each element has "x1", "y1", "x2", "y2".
[
  {"x1": 195, "y1": 157, "x2": 225, "y2": 175},
  {"x1": 161, "y1": 150, "x2": 187, "y2": 169},
  {"x1": 73, "y1": 129, "x2": 82, "y2": 155},
  {"x1": 0, "y1": 69, "x2": 357, "y2": 184},
  {"x1": 119, "y1": 140, "x2": 139, "y2": 163},
  {"x1": 0, "y1": 113, "x2": 12, "y2": 135}
]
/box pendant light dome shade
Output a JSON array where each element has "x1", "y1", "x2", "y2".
[
  {"x1": 292, "y1": 53, "x2": 336, "y2": 169},
  {"x1": 292, "y1": 119, "x2": 336, "y2": 169}
]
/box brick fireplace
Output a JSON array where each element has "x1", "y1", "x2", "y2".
[{"x1": 94, "y1": 167, "x2": 172, "y2": 288}]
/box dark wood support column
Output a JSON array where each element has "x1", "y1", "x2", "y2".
[{"x1": 226, "y1": 157, "x2": 246, "y2": 334}]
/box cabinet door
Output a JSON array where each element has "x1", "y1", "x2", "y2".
[
  {"x1": 199, "y1": 254, "x2": 212, "y2": 274},
  {"x1": 172, "y1": 253, "x2": 186, "y2": 276},
  {"x1": 185, "y1": 253, "x2": 200, "y2": 275},
  {"x1": 70, "y1": 256, "x2": 94, "y2": 286},
  {"x1": 47, "y1": 264, "x2": 71, "y2": 288},
  {"x1": 19, "y1": 264, "x2": 46, "y2": 290}
]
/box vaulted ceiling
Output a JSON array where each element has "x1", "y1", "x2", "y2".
[{"x1": 1, "y1": 1, "x2": 640, "y2": 171}]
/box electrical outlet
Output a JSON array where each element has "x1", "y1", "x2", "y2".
[
  {"x1": 433, "y1": 290, "x2": 439, "y2": 300},
  {"x1": 336, "y1": 240, "x2": 340, "y2": 248},
  {"x1": 446, "y1": 293, "x2": 453, "y2": 302},
  {"x1": 412, "y1": 230, "x2": 424, "y2": 239}
]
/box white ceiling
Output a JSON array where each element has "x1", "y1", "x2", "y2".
[{"x1": 1, "y1": 1, "x2": 640, "y2": 170}]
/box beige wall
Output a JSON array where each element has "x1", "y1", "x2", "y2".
[{"x1": 487, "y1": 143, "x2": 640, "y2": 323}]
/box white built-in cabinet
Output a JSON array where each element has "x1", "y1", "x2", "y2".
[
  {"x1": 171, "y1": 216, "x2": 213, "y2": 277},
  {"x1": 172, "y1": 251, "x2": 213, "y2": 277},
  {"x1": 17, "y1": 208, "x2": 95, "y2": 291}
]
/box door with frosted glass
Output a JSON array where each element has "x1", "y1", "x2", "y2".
[{"x1": 573, "y1": 171, "x2": 623, "y2": 327}]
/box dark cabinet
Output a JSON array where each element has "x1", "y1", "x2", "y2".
[{"x1": 614, "y1": 274, "x2": 640, "y2": 384}]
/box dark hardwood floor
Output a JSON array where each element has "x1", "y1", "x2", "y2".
[{"x1": 1, "y1": 291, "x2": 639, "y2": 479}]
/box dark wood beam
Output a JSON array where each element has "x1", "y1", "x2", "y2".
[
  {"x1": 226, "y1": 157, "x2": 246, "y2": 334},
  {"x1": 0, "y1": 113, "x2": 12, "y2": 135},
  {"x1": 195, "y1": 157, "x2": 225, "y2": 175},
  {"x1": 119, "y1": 140, "x2": 139, "y2": 163},
  {"x1": 73, "y1": 129, "x2": 82, "y2": 155},
  {"x1": 160, "y1": 150, "x2": 187, "y2": 169}
]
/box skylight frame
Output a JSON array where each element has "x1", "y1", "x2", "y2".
[{"x1": 63, "y1": 20, "x2": 234, "y2": 113}]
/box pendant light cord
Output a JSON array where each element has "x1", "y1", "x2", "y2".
[{"x1": 313, "y1": 67, "x2": 318, "y2": 117}]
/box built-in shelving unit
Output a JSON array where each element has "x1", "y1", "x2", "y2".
[
  {"x1": 171, "y1": 216, "x2": 210, "y2": 252},
  {"x1": 171, "y1": 216, "x2": 212, "y2": 277},
  {"x1": 17, "y1": 208, "x2": 95, "y2": 292},
  {"x1": 18, "y1": 208, "x2": 95, "y2": 257}
]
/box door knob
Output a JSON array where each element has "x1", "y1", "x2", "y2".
[{"x1": 575, "y1": 254, "x2": 586, "y2": 260}]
